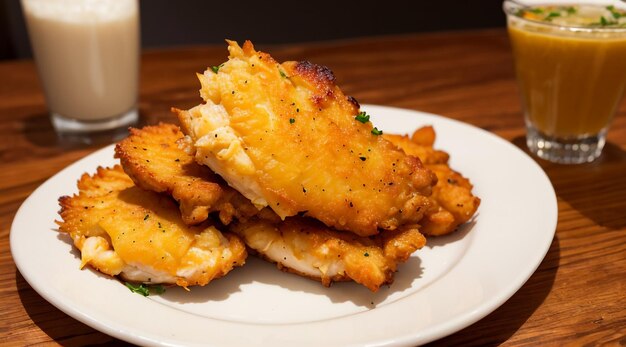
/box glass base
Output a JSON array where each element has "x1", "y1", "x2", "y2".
[
  {"x1": 51, "y1": 109, "x2": 138, "y2": 145},
  {"x1": 526, "y1": 125, "x2": 606, "y2": 164},
  {"x1": 52, "y1": 108, "x2": 138, "y2": 133}
]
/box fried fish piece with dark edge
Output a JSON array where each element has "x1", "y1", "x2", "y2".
[
  {"x1": 176, "y1": 40, "x2": 437, "y2": 237},
  {"x1": 57, "y1": 165, "x2": 247, "y2": 288},
  {"x1": 230, "y1": 216, "x2": 425, "y2": 292},
  {"x1": 384, "y1": 126, "x2": 481, "y2": 236},
  {"x1": 115, "y1": 123, "x2": 259, "y2": 225}
]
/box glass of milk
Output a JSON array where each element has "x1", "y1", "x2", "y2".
[{"x1": 21, "y1": 0, "x2": 140, "y2": 136}]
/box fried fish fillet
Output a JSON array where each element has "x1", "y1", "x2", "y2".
[
  {"x1": 57, "y1": 165, "x2": 247, "y2": 287},
  {"x1": 230, "y1": 216, "x2": 425, "y2": 292},
  {"x1": 115, "y1": 123, "x2": 259, "y2": 225},
  {"x1": 176, "y1": 40, "x2": 436, "y2": 237},
  {"x1": 384, "y1": 126, "x2": 481, "y2": 236},
  {"x1": 114, "y1": 123, "x2": 425, "y2": 290}
]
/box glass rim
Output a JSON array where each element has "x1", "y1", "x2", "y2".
[{"x1": 503, "y1": 0, "x2": 626, "y2": 33}]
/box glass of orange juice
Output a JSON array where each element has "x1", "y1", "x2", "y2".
[{"x1": 504, "y1": 1, "x2": 626, "y2": 164}]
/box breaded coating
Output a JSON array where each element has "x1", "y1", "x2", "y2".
[
  {"x1": 176, "y1": 40, "x2": 436, "y2": 237},
  {"x1": 230, "y1": 216, "x2": 425, "y2": 292},
  {"x1": 384, "y1": 127, "x2": 481, "y2": 236},
  {"x1": 57, "y1": 166, "x2": 247, "y2": 287},
  {"x1": 383, "y1": 128, "x2": 449, "y2": 165},
  {"x1": 115, "y1": 123, "x2": 259, "y2": 225}
]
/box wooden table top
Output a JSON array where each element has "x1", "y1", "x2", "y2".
[{"x1": 1, "y1": 28, "x2": 625, "y2": 346}]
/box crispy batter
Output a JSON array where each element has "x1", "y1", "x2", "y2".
[
  {"x1": 230, "y1": 216, "x2": 425, "y2": 292},
  {"x1": 385, "y1": 127, "x2": 481, "y2": 236},
  {"x1": 176, "y1": 40, "x2": 436, "y2": 237},
  {"x1": 57, "y1": 165, "x2": 247, "y2": 287},
  {"x1": 383, "y1": 130, "x2": 449, "y2": 165},
  {"x1": 115, "y1": 123, "x2": 259, "y2": 225},
  {"x1": 427, "y1": 164, "x2": 480, "y2": 232}
]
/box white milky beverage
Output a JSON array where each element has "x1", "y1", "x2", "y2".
[{"x1": 22, "y1": 0, "x2": 139, "y2": 122}]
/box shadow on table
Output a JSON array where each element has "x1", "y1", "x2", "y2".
[
  {"x1": 511, "y1": 136, "x2": 626, "y2": 229},
  {"x1": 15, "y1": 269, "x2": 133, "y2": 346},
  {"x1": 426, "y1": 234, "x2": 561, "y2": 346},
  {"x1": 20, "y1": 111, "x2": 154, "y2": 149},
  {"x1": 429, "y1": 136, "x2": 626, "y2": 345}
]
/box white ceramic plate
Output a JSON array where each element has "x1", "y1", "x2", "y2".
[{"x1": 10, "y1": 105, "x2": 557, "y2": 346}]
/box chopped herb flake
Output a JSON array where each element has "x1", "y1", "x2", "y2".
[
  {"x1": 124, "y1": 282, "x2": 166, "y2": 296},
  {"x1": 364, "y1": 252, "x2": 370, "y2": 257},
  {"x1": 289, "y1": 118, "x2": 295, "y2": 124},
  {"x1": 144, "y1": 214, "x2": 149, "y2": 221},
  {"x1": 211, "y1": 63, "x2": 224, "y2": 73},
  {"x1": 355, "y1": 112, "x2": 370, "y2": 123},
  {"x1": 125, "y1": 282, "x2": 149, "y2": 296},
  {"x1": 545, "y1": 11, "x2": 560, "y2": 20},
  {"x1": 518, "y1": 5, "x2": 626, "y2": 27},
  {"x1": 279, "y1": 70, "x2": 287, "y2": 78},
  {"x1": 359, "y1": 156, "x2": 366, "y2": 161},
  {"x1": 608, "y1": 6, "x2": 622, "y2": 19},
  {"x1": 371, "y1": 127, "x2": 383, "y2": 135},
  {"x1": 600, "y1": 16, "x2": 610, "y2": 26}
]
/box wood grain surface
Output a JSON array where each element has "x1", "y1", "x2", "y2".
[{"x1": 1, "y1": 29, "x2": 625, "y2": 346}]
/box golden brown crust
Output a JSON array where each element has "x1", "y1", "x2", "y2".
[
  {"x1": 57, "y1": 166, "x2": 135, "y2": 265},
  {"x1": 383, "y1": 132, "x2": 449, "y2": 165},
  {"x1": 426, "y1": 164, "x2": 481, "y2": 234},
  {"x1": 179, "y1": 40, "x2": 437, "y2": 237},
  {"x1": 115, "y1": 123, "x2": 259, "y2": 225},
  {"x1": 384, "y1": 127, "x2": 480, "y2": 236},
  {"x1": 58, "y1": 165, "x2": 247, "y2": 287},
  {"x1": 231, "y1": 216, "x2": 425, "y2": 292}
]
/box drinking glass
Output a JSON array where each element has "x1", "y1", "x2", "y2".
[
  {"x1": 504, "y1": 0, "x2": 626, "y2": 163},
  {"x1": 21, "y1": 0, "x2": 140, "y2": 138}
]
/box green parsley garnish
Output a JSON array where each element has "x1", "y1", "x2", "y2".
[
  {"x1": 600, "y1": 16, "x2": 611, "y2": 26},
  {"x1": 279, "y1": 70, "x2": 287, "y2": 78},
  {"x1": 289, "y1": 118, "x2": 295, "y2": 124},
  {"x1": 364, "y1": 252, "x2": 369, "y2": 257},
  {"x1": 521, "y1": 5, "x2": 626, "y2": 26},
  {"x1": 211, "y1": 63, "x2": 224, "y2": 74},
  {"x1": 355, "y1": 112, "x2": 370, "y2": 123},
  {"x1": 607, "y1": 5, "x2": 623, "y2": 19},
  {"x1": 144, "y1": 214, "x2": 149, "y2": 221},
  {"x1": 125, "y1": 282, "x2": 166, "y2": 296},
  {"x1": 359, "y1": 156, "x2": 366, "y2": 161},
  {"x1": 125, "y1": 282, "x2": 150, "y2": 296},
  {"x1": 354, "y1": 111, "x2": 382, "y2": 135},
  {"x1": 545, "y1": 11, "x2": 560, "y2": 20}
]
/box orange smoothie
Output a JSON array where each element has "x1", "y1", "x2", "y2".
[{"x1": 508, "y1": 5, "x2": 626, "y2": 138}]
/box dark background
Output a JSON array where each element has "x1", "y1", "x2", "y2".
[{"x1": 0, "y1": 0, "x2": 506, "y2": 61}]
